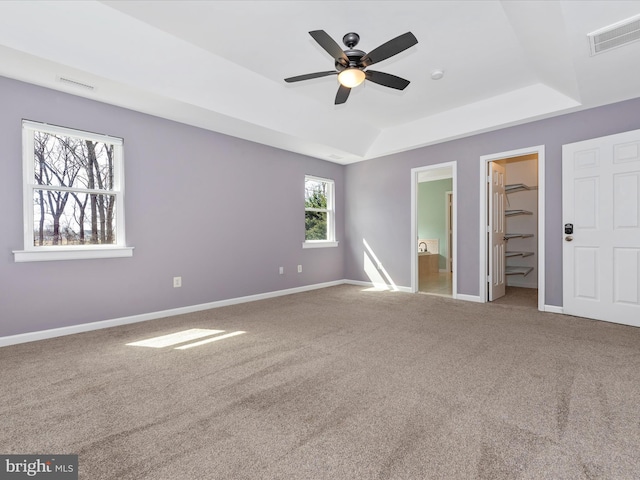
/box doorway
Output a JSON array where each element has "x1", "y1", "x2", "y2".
[
  {"x1": 479, "y1": 146, "x2": 546, "y2": 310},
  {"x1": 411, "y1": 162, "x2": 457, "y2": 297},
  {"x1": 446, "y1": 191, "x2": 453, "y2": 272}
]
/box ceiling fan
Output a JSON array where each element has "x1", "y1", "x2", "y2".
[{"x1": 284, "y1": 30, "x2": 418, "y2": 105}]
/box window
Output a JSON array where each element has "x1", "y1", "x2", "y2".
[
  {"x1": 13, "y1": 120, "x2": 133, "y2": 262},
  {"x1": 303, "y1": 175, "x2": 338, "y2": 248}
]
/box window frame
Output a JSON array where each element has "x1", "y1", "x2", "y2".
[
  {"x1": 13, "y1": 120, "x2": 133, "y2": 262},
  {"x1": 303, "y1": 174, "x2": 338, "y2": 248}
]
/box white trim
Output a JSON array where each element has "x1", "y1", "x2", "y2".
[
  {"x1": 544, "y1": 305, "x2": 564, "y2": 314},
  {"x1": 13, "y1": 246, "x2": 134, "y2": 262},
  {"x1": 537, "y1": 152, "x2": 546, "y2": 311},
  {"x1": 302, "y1": 241, "x2": 339, "y2": 249},
  {"x1": 22, "y1": 119, "x2": 123, "y2": 145},
  {"x1": 411, "y1": 162, "x2": 457, "y2": 298},
  {"x1": 0, "y1": 279, "x2": 542, "y2": 348},
  {"x1": 445, "y1": 190, "x2": 453, "y2": 273},
  {"x1": 343, "y1": 279, "x2": 375, "y2": 287},
  {"x1": 0, "y1": 280, "x2": 346, "y2": 347},
  {"x1": 305, "y1": 174, "x2": 336, "y2": 243},
  {"x1": 304, "y1": 174, "x2": 333, "y2": 184},
  {"x1": 456, "y1": 293, "x2": 483, "y2": 303},
  {"x1": 20, "y1": 120, "x2": 130, "y2": 259},
  {"x1": 478, "y1": 145, "x2": 546, "y2": 311}
]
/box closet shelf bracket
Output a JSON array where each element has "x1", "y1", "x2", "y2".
[
  {"x1": 504, "y1": 233, "x2": 534, "y2": 240},
  {"x1": 505, "y1": 266, "x2": 534, "y2": 277},
  {"x1": 505, "y1": 209, "x2": 533, "y2": 217}
]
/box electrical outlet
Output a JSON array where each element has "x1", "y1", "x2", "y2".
[
  {"x1": 279, "y1": 267, "x2": 284, "y2": 275},
  {"x1": 173, "y1": 276, "x2": 182, "y2": 288},
  {"x1": 297, "y1": 264, "x2": 302, "y2": 273}
]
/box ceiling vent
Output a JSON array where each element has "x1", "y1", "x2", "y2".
[
  {"x1": 588, "y1": 14, "x2": 640, "y2": 56},
  {"x1": 57, "y1": 76, "x2": 95, "y2": 91}
]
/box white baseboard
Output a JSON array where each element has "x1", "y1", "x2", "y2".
[
  {"x1": 1, "y1": 280, "x2": 560, "y2": 348},
  {"x1": 342, "y1": 279, "x2": 373, "y2": 288},
  {"x1": 0, "y1": 280, "x2": 345, "y2": 348},
  {"x1": 544, "y1": 305, "x2": 564, "y2": 314},
  {"x1": 456, "y1": 293, "x2": 483, "y2": 303}
]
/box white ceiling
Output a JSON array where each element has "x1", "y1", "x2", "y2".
[{"x1": 1, "y1": 1, "x2": 639, "y2": 164}]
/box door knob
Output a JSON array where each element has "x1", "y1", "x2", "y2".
[{"x1": 565, "y1": 236, "x2": 573, "y2": 242}]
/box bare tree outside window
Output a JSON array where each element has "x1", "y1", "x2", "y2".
[{"x1": 30, "y1": 127, "x2": 119, "y2": 246}]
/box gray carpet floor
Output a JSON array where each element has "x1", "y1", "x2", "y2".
[
  {"x1": 1, "y1": 285, "x2": 639, "y2": 479},
  {"x1": 491, "y1": 286, "x2": 538, "y2": 309}
]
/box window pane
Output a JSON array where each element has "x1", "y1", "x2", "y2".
[
  {"x1": 305, "y1": 179, "x2": 327, "y2": 208},
  {"x1": 33, "y1": 190, "x2": 117, "y2": 246},
  {"x1": 305, "y1": 211, "x2": 327, "y2": 240},
  {"x1": 33, "y1": 132, "x2": 115, "y2": 190}
]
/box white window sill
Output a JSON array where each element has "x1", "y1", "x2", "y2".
[
  {"x1": 302, "y1": 241, "x2": 339, "y2": 249},
  {"x1": 13, "y1": 246, "x2": 134, "y2": 263}
]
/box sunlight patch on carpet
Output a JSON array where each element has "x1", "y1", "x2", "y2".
[
  {"x1": 174, "y1": 331, "x2": 246, "y2": 350},
  {"x1": 126, "y1": 328, "x2": 224, "y2": 348}
]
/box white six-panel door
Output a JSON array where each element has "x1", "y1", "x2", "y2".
[
  {"x1": 489, "y1": 162, "x2": 506, "y2": 301},
  {"x1": 563, "y1": 129, "x2": 640, "y2": 327}
]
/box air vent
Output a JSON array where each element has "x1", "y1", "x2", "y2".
[
  {"x1": 588, "y1": 14, "x2": 640, "y2": 55},
  {"x1": 57, "y1": 76, "x2": 95, "y2": 91}
]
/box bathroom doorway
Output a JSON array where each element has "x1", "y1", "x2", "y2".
[{"x1": 411, "y1": 162, "x2": 457, "y2": 297}]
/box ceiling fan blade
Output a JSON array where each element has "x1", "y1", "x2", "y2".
[
  {"x1": 309, "y1": 30, "x2": 349, "y2": 65},
  {"x1": 335, "y1": 84, "x2": 351, "y2": 104},
  {"x1": 285, "y1": 71, "x2": 337, "y2": 83},
  {"x1": 359, "y1": 32, "x2": 418, "y2": 67},
  {"x1": 365, "y1": 70, "x2": 410, "y2": 90}
]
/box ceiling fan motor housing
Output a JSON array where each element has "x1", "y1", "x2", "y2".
[{"x1": 336, "y1": 49, "x2": 366, "y2": 71}]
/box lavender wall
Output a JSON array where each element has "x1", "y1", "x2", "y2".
[
  {"x1": 3, "y1": 74, "x2": 640, "y2": 338},
  {"x1": 344, "y1": 96, "x2": 640, "y2": 306},
  {"x1": 0, "y1": 76, "x2": 344, "y2": 337}
]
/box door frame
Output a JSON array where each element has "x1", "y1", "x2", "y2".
[
  {"x1": 410, "y1": 161, "x2": 457, "y2": 296},
  {"x1": 445, "y1": 190, "x2": 453, "y2": 272},
  {"x1": 478, "y1": 146, "x2": 546, "y2": 310}
]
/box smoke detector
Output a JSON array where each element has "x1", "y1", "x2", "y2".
[{"x1": 588, "y1": 14, "x2": 640, "y2": 56}]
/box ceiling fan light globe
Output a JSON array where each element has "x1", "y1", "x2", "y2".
[{"x1": 338, "y1": 68, "x2": 366, "y2": 88}]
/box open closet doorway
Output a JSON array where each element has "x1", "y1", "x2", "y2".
[
  {"x1": 411, "y1": 162, "x2": 457, "y2": 297},
  {"x1": 479, "y1": 146, "x2": 545, "y2": 310}
]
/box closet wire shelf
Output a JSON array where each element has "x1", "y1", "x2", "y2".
[
  {"x1": 505, "y1": 209, "x2": 532, "y2": 217},
  {"x1": 505, "y1": 183, "x2": 538, "y2": 194},
  {"x1": 505, "y1": 183, "x2": 536, "y2": 278},
  {"x1": 506, "y1": 266, "x2": 534, "y2": 277}
]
